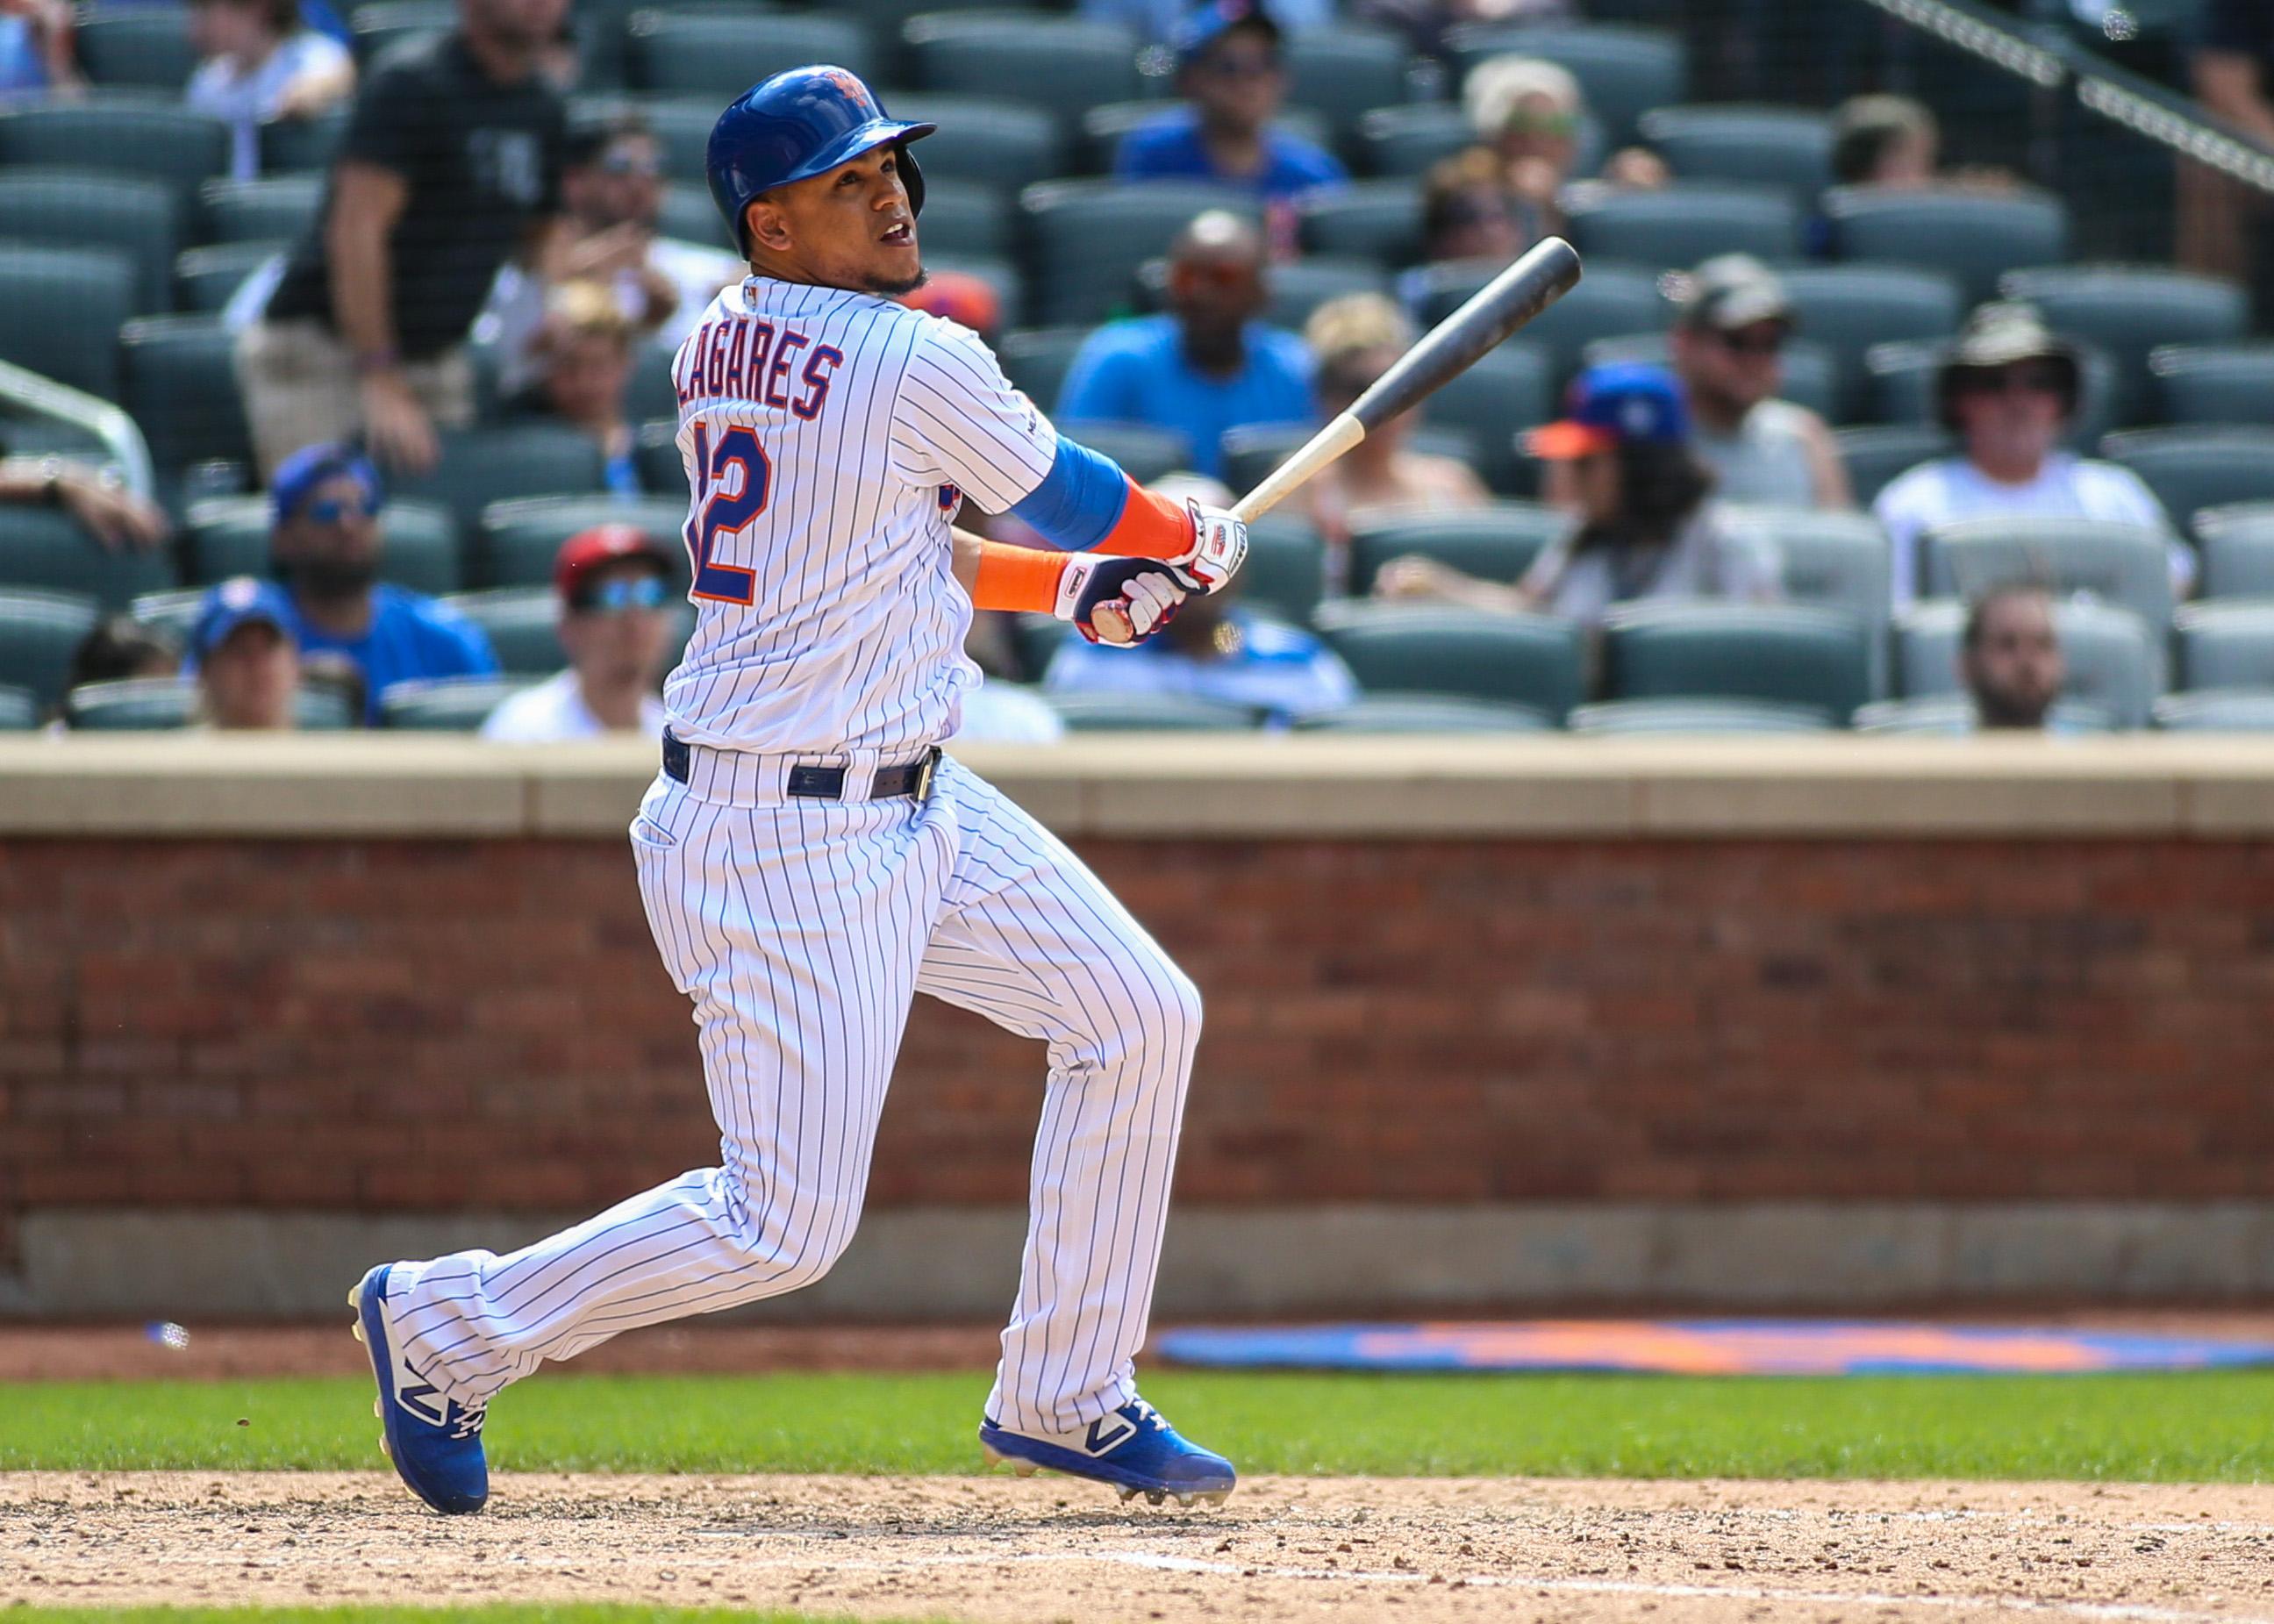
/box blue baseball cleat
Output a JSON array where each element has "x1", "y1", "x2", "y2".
[
  {"x1": 349, "y1": 1264, "x2": 490, "y2": 1515},
  {"x1": 981, "y1": 1397, "x2": 1236, "y2": 1506}
]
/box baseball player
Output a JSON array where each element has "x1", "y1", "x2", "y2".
[{"x1": 350, "y1": 65, "x2": 1248, "y2": 1515}]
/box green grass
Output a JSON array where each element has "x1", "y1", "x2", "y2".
[
  {"x1": 4, "y1": 1610, "x2": 944, "y2": 1624},
  {"x1": 4, "y1": 1370, "x2": 2270, "y2": 1481}
]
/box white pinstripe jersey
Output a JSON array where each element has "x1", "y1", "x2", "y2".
[{"x1": 661, "y1": 275, "x2": 1056, "y2": 756}]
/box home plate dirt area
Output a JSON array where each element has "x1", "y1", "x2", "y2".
[{"x1": 7, "y1": 1472, "x2": 2274, "y2": 1624}]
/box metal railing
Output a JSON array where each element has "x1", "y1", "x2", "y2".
[{"x1": 0, "y1": 358, "x2": 154, "y2": 502}]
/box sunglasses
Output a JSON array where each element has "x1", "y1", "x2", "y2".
[
  {"x1": 1715, "y1": 328, "x2": 1787, "y2": 358},
  {"x1": 598, "y1": 150, "x2": 662, "y2": 178},
  {"x1": 1957, "y1": 364, "x2": 2069, "y2": 397},
  {"x1": 303, "y1": 496, "x2": 375, "y2": 524},
  {"x1": 1200, "y1": 48, "x2": 1279, "y2": 79},
  {"x1": 572, "y1": 575, "x2": 671, "y2": 614}
]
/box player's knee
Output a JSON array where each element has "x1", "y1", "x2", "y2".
[{"x1": 1118, "y1": 948, "x2": 1203, "y2": 1072}]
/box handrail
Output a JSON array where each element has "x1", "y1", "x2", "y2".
[{"x1": 0, "y1": 357, "x2": 155, "y2": 502}]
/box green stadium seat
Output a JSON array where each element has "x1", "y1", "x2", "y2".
[
  {"x1": 2000, "y1": 266, "x2": 2249, "y2": 429},
  {"x1": 2153, "y1": 689, "x2": 2274, "y2": 732},
  {"x1": 1585, "y1": 332, "x2": 1835, "y2": 422},
  {"x1": 626, "y1": 9, "x2": 879, "y2": 97},
  {"x1": 1047, "y1": 691, "x2": 1260, "y2": 731},
  {"x1": 905, "y1": 12, "x2": 1141, "y2": 144},
  {"x1": 390, "y1": 425, "x2": 607, "y2": 537},
  {"x1": 1445, "y1": 22, "x2": 1685, "y2": 147},
  {"x1": 0, "y1": 244, "x2": 135, "y2": 400},
  {"x1": 1854, "y1": 694, "x2": 2116, "y2": 734},
  {"x1": 1311, "y1": 599, "x2": 1584, "y2": 719},
  {"x1": 2101, "y1": 428, "x2": 2274, "y2": 536},
  {"x1": 1569, "y1": 697, "x2": 1834, "y2": 733},
  {"x1": 1426, "y1": 341, "x2": 1554, "y2": 497},
  {"x1": 129, "y1": 585, "x2": 206, "y2": 640},
  {"x1": 182, "y1": 497, "x2": 461, "y2": 594},
  {"x1": 998, "y1": 326, "x2": 1091, "y2": 409},
  {"x1": 258, "y1": 109, "x2": 348, "y2": 175},
  {"x1": 476, "y1": 495, "x2": 691, "y2": 591},
  {"x1": 349, "y1": 0, "x2": 453, "y2": 62},
  {"x1": 61, "y1": 677, "x2": 197, "y2": 731},
  {"x1": 1351, "y1": 102, "x2": 1470, "y2": 180},
  {"x1": 198, "y1": 175, "x2": 322, "y2": 246},
  {"x1": 1834, "y1": 424, "x2": 1956, "y2": 508},
  {"x1": 0, "y1": 503, "x2": 174, "y2": 611},
  {"x1": 0, "y1": 684, "x2": 39, "y2": 731},
  {"x1": 911, "y1": 180, "x2": 1010, "y2": 261},
  {"x1": 436, "y1": 590, "x2": 563, "y2": 676},
  {"x1": 1637, "y1": 104, "x2": 1830, "y2": 204},
  {"x1": 2194, "y1": 504, "x2": 2274, "y2": 598},
  {"x1": 1297, "y1": 182, "x2": 1420, "y2": 265},
  {"x1": 0, "y1": 169, "x2": 177, "y2": 315},
  {"x1": 635, "y1": 419, "x2": 690, "y2": 504},
  {"x1": 655, "y1": 182, "x2": 732, "y2": 253},
  {"x1": 885, "y1": 94, "x2": 1062, "y2": 197},
  {"x1": 1221, "y1": 424, "x2": 1477, "y2": 502},
  {"x1": 1055, "y1": 420, "x2": 1192, "y2": 486},
  {"x1": 608, "y1": 95, "x2": 716, "y2": 190},
  {"x1": 2149, "y1": 345, "x2": 2274, "y2": 427},
  {"x1": 1920, "y1": 518, "x2": 2175, "y2": 633},
  {"x1": 379, "y1": 675, "x2": 529, "y2": 730},
  {"x1": 923, "y1": 251, "x2": 1025, "y2": 330},
  {"x1": 1895, "y1": 597, "x2": 2157, "y2": 726},
  {"x1": 0, "y1": 97, "x2": 230, "y2": 212},
  {"x1": 0, "y1": 587, "x2": 102, "y2": 709},
  {"x1": 173, "y1": 240, "x2": 280, "y2": 314},
  {"x1": 75, "y1": 9, "x2": 200, "y2": 89},
  {"x1": 1415, "y1": 257, "x2": 1663, "y2": 383},
  {"x1": 1563, "y1": 182, "x2": 1800, "y2": 269},
  {"x1": 1777, "y1": 265, "x2": 1963, "y2": 423},
  {"x1": 621, "y1": 343, "x2": 682, "y2": 426},
  {"x1": 1726, "y1": 504, "x2": 1892, "y2": 640},
  {"x1": 1019, "y1": 181, "x2": 1255, "y2": 327},
  {"x1": 1255, "y1": 255, "x2": 1390, "y2": 332},
  {"x1": 1867, "y1": 336, "x2": 2117, "y2": 449},
  {"x1": 1823, "y1": 186, "x2": 2070, "y2": 306},
  {"x1": 1285, "y1": 27, "x2": 1412, "y2": 147},
  {"x1": 1346, "y1": 501, "x2": 1566, "y2": 597},
  {"x1": 1238, "y1": 512, "x2": 1326, "y2": 626},
  {"x1": 2174, "y1": 601, "x2": 2274, "y2": 691},
  {"x1": 121, "y1": 316, "x2": 257, "y2": 473},
  {"x1": 1601, "y1": 601, "x2": 1873, "y2": 721},
  {"x1": 1297, "y1": 695, "x2": 1553, "y2": 732},
  {"x1": 1083, "y1": 101, "x2": 1330, "y2": 176}
]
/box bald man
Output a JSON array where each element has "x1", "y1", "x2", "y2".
[{"x1": 1054, "y1": 209, "x2": 1314, "y2": 481}]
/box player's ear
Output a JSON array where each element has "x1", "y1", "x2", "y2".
[{"x1": 745, "y1": 198, "x2": 793, "y2": 255}]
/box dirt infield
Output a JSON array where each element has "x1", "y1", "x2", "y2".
[{"x1": 7, "y1": 1471, "x2": 2272, "y2": 1623}]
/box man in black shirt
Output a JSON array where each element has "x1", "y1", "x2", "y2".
[
  {"x1": 235, "y1": 0, "x2": 570, "y2": 476},
  {"x1": 2192, "y1": 0, "x2": 2274, "y2": 319}
]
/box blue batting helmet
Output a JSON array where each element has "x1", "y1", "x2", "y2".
[{"x1": 706, "y1": 65, "x2": 935, "y2": 259}]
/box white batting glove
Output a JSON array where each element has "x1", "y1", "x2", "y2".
[
  {"x1": 1165, "y1": 502, "x2": 1248, "y2": 596},
  {"x1": 1056, "y1": 554, "x2": 1189, "y2": 647}
]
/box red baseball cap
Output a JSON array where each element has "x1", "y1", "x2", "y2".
[{"x1": 554, "y1": 524, "x2": 676, "y2": 605}]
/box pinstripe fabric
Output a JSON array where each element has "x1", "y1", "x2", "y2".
[{"x1": 383, "y1": 757, "x2": 1200, "y2": 1434}]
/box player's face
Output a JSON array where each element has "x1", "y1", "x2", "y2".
[
  {"x1": 746, "y1": 146, "x2": 922, "y2": 296},
  {"x1": 1963, "y1": 593, "x2": 2063, "y2": 727},
  {"x1": 201, "y1": 621, "x2": 299, "y2": 730},
  {"x1": 561, "y1": 562, "x2": 676, "y2": 691}
]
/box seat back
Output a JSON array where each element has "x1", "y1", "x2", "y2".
[
  {"x1": 1346, "y1": 502, "x2": 1566, "y2": 596},
  {"x1": 905, "y1": 12, "x2": 1141, "y2": 144},
  {"x1": 1638, "y1": 104, "x2": 1831, "y2": 204},
  {"x1": 1725, "y1": 506, "x2": 1892, "y2": 692},
  {"x1": 75, "y1": 9, "x2": 200, "y2": 89},
  {"x1": 0, "y1": 97, "x2": 230, "y2": 214},
  {"x1": 1284, "y1": 26, "x2": 1412, "y2": 146},
  {"x1": 1019, "y1": 181, "x2": 1255, "y2": 326},
  {"x1": 1569, "y1": 697, "x2": 1834, "y2": 733},
  {"x1": 197, "y1": 175, "x2": 323, "y2": 245},
  {"x1": 884, "y1": 94, "x2": 1062, "y2": 197},
  {"x1": 912, "y1": 179, "x2": 1010, "y2": 261},
  {"x1": 1823, "y1": 185, "x2": 2071, "y2": 304},
  {"x1": 0, "y1": 169, "x2": 176, "y2": 314},
  {"x1": 2153, "y1": 688, "x2": 2274, "y2": 732},
  {"x1": 1777, "y1": 264, "x2": 1963, "y2": 423},
  {"x1": 2101, "y1": 427, "x2": 2274, "y2": 537},
  {"x1": 1311, "y1": 600, "x2": 1584, "y2": 719},
  {"x1": 435, "y1": 589, "x2": 564, "y2": 676},
  {"x1": 1424, "y1": 341, "x2": 1554, "y2": 496},
  {"x1": 379, "y1": 675, "x2": 528, "y2": 730},
  {"x1": 1603, "y1": 601, "x2": 1872, "y2": 722},
  {"x1": 0, "y1": 588, "x2": 103, "y2": 709},
  {"x1": 1834, "y1": 424, "x2": 1956, "y2": 508},
  {"x1": 1353, "y1": 102, "x2": 1474, "y2": 179},
  {"x1": 1297, "y1": 181, "x2": 1421, "y2": 265},
  {"x1": 390, "y1": 425, "x2": 608, "y2": 536},
  {"x1": 0, "y1": 685, "x2": 39, "y2": 731},
  {"x1": 2195, "y1": 504, "x2": 2274, "y2": 598},
  {"x1": 61, "y1": 676, "x2": 198, "y2": 731},
  {"x1": 1564, "y1": 181, "x2": 1799, "y2": 268},
  {"x1": 1922, "y1": 518, "x2": 2174, "y2": 633},
  {"x1": 259, "y1": 108, "x2": 349, "y2": 174},
  {"x1": 173, "y1": 240, "x2": 281, "y2": 314},
  {"x1": 1297, "y1": 695, "x2": 1554, "y2": 733},
  {"x1": 349, "y1": 0, "x2": 453, "y2": 61},
  {"x1": 1445, "y1": 22, "x2": 1686, "y2": 147},
  {"x1": 1257, "y1": 255, "x2": 1390, "y2": 332},
  {"x1": 0, "y1": 504, "x2": 175, "y2": 611},
  {"x1": 1241, "y1": 513, "x2": 1328, "y2": 627},
  {"x1": 626, "y1": 8, "x2": 879, "y2": 96},
  {"x1": 1417, "y1": 257, "x2": 1663, "y2": 383},
  {"x1": 2149, "y1": 345, "x2": 2274, "y2": 427},
  {"x1": 476, "y1": 495, "x2": 692, "y2": 591},
  {"x1": 182, "y1": 497, "x2": 461, "y2": 593},
  {"x1": 121, "y1": 315, "x2": 257, "y2": 474},
  {"x1": 1896, "y1": 597, "x2": 2157, "y2": 727},
  {"x1": 0, "y1": 243, "x2": 136, "y2": 399},
  {"x1": 1047, "y1": 691, "x2": 1259, "y2": 731},
  {"x1": 2174, "y1": 601, "x2": 2274, "y2": 691},
  {"x1": 997, "y1": 326, "x2": 1092, "y2": 410},
  {"x1": 1056, "y1": 419, "x2": 1193, "y2": 487}
]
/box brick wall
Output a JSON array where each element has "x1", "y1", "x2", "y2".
[{"x1": 6, "y1": 835, "x2": 2274, "y2": 1227}]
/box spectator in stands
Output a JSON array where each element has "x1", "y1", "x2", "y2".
[
  {"x1": 1047, "y1": 476, "x2": 1359, "y2": 725},
  {"x1": 186, "y1": 0, "x2": 355, "y2": 182},
  {"x1": 0, "y1": 453, "x2": 169, "y2": 551},
  {"x1": 1829, "y1": 94, "x2": 1941, "y2": 190},
  {"x1": 1055, "y1": 210, "x2": 1313, "y2": 482},
  {"x1": 1419, "y1": 147, "x2": 1529, "y2": 267},
  {"x1": 1377, "y1": 362, "x2": 1779, "y2": 626},
  {"x1": 1355, "y1": 0, "x2": 1570, "y2": 61},
  {"x1": 2191, "y1": 1, "x2": 2274, "y2": 318},
  {"x1": 1874, "y1": 302, "x2": 2188, "y2": 607},
  {"x1": 0, "y1": 0, "x2": 79, "y2": 97},
  {"x1": 1464, "y1": 56, "x2": 1667, "y2": 242},
  {"x1": 481, "y1": 524, "x2": 670, "y2": 740},
  {"x1": 190, "y1": 576, "x2": 303, "y2": 730},
  {"x1": 1301, "y1": 294, "x2": 1488, "y2": 569},
  {"x1": 1959, "y1": 583, "x2": 2063, "y2": 732},
  {"x1": 1079, "y1": 0, "x2": 1333, "y2": 49},
  {"x1": 237, "y1": 0, "x2": 571, "y2": 476},
  {"x1": 518, "y1": 281, "x2": 641, "y2": 496},
  {"x1": 1114, "y1": 0, "x2": 1348, "y2": 203},
  {"x1": 900, "y1": 271, "x2": 1004, "y2": 344},
  {"x1": 1666, "y1": 255, "x2": 1851, "y2": 510},
  {"x1": 68, "y1": 617, "x2": 181, "y2": 690},
  {"x1": 263, "y1": 443, "x2": 498, "y2": 721}
]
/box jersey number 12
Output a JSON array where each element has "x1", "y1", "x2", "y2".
[{"x1": 683, "y1": 421, "x2": 771, "y2": 605}]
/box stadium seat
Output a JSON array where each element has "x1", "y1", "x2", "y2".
[
  {"x1": 1019, "y1": 182, "x2": 1255, "y2": 327},
  {"x1": 1259, "y1": 256, "x2": 1390, "y2": 332},
  {"x1": 1298, "y1": 182, "x2": 1421, "y2": 266},
  {"x1": 379, "y1": 675, "x2": 528, "y2": 730},
  {"x1": 2194, "y1": 504, "x2": 2274, "y2": 598},
  {"x1": 75, "y1": 9, "x2": 199, "y2": 90},
  {"x1": 1055, "y1": 420, "x2": 1192, "y2": 487},
  {"x1": 0, "y1": 97, "x2": 231, "y2": 212},
  {"x1": 0, "y1": 245, "x2": 136, "y2": 401},
  {"x1": 1047, "y1": 691, "x2": 1259, "y2": 731},
  {"x1": 1834, "y1": 425, "x2": 1956, "y2": 508},
  {"x1": 128, "y1": 585, "x2": 206, "y2": 640},
  {"x1": 1241, "y1": 512, "x2": 1328, "y2": 626},
  {"x1": 1584, "y1": 333, "x2": 1836, "y2": 422},
  {"x1": 2100, "y1": 428, "x2": 2274, "y2": 536},
  {"x1": 1999, "y1": 267, "x2": 2249, "y2": 429},
  {"x1": 258, "y1": 109, "x2": 348, "y2": 175},
  {"x1": 1345, "y1": 501, "x2": 1566, "y2": 597},
  {"x1": 1310, "y1": 600, "x2": 1584, "y2": 720},
  {"x1": 1919, "y1": 518, "x2": 2175, "y2": 632},
  {"x1": 1637, "y1": 104, "x2": 1831, "y2": 204},
  {"x1": 905, "y1": 13, "x2": 1141, "y2": 144},
  {"x1": 1415, "y1": 257, "x2": 1663, "y2": 383},
  {"x1": 0, "y1": 587, "x2": 102, "y2": 709},
  {"x1": 1563, "y1": 182, "x2": 1800, "y2": 268},
  {"x1": 1599, "y1": 600, "x2": 1874, "y2": 719},
  {"x1": 1821, "y1": 186, "x2": 2071, "y2": 305},
  {"x1": 1297, "y1": 695, "x2": 1554, "y2": 732},
  {"x1": 910, "y1": 180, "x2": 1010, "y2": 261},
  {"x1": 923, "y1": 252, "x2": 1024, "y2": 330},
  {"x1": 1866, "y1": 336, "x2": 2117, "y2": 451},
  {"x1": 654, "y1": 182, "x2": 731, "y2": 253},
  {"x1": 60, "y1": 677, "x2": 355, "y2": 731},
  {"x1": 476, "y1": 495, "x2": 691, "y2": 591},
  {"x1": 349, "y1": 0, "x2": 452, "y2": 62},
  {"x1": 1425, "y1": 341, "x2": 1555, "y2": 496},
  {"x1": 1895, "y1": 597, "x2": 2157, "y2": 727},
  {"x1": 611, "y1": 95, "x2": 716, "y2": 190},
  {"x1": 1221, "y1": 424, "x2": 1476, "y2": 501},
  {"x1": 1352, "y1": 103, "x2": 1474, "y2": 180},
  {"x1": 0, "y1": 685, "x2": 38, "y2": 731},
  {"x1": 635, "y1": 420, "x2": 690, "y2": 504},
  {"x1": 121, "y1": 316, "x2": 258, "y2": 474},
  {"x1": 1725, "y1": 505, "x2": 1892, "y2": 690},
  {"x1": 197, "y1": 175, "x2": 322, "y2": 246},
  {"x1": 1853, "y1": 694, "x2": 2116, "y2": 733},
  {"x1": 2149, "y1": 345, "x2": 2274, "y2": 427},
  {"x1": 1083, "y1": 102, "x2": 1331, "y2": 177},
  {"x1": 884, "y1": 95, "x2": 1062, "y2": 198},
  {"x1": 0, "y1": 504, "x2": 173, "y2": 610},
  {"x1": 1284, "y1": 26, "x2": 1412, "y2": 147},
  {"x1": 1443, "y1": 23, "x2": 1686, "y2": 147},
  {"x1": 997, "y1": 326, "x2": 1091, "y2": 410},
  {"x1": 389, "y1": 425, "x2": 607, "y2": 537},
  {"x1": 0, "y1": 170, "x2": 177, "y2": 316},
  {"x1": 436, "y1": 590, "x2": 564, "y2": 676},
  {"x1": 2152, "y1": 689, "x2": 2274, "y2": 732},
  {"x1": 1777, "y1": 265, "x2": 1963, "y2": 424},
  {"x1": 626, "y1": 9, "x2": 878, "y2": 97},
  {"x1": 182, "y1": 497, "x2": 461, "y2": 594},
  {"x1": 173, "y1": 241, "x2": 280, "y2": 314},
  {"x1": 1569, "y1": 697, "x2": 1834, "y2": 733},
  {"x1": 2174, "y1": 601, "x2": 2274, "y2": 691}
]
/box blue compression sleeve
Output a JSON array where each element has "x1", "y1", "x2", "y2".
[{"x1": 1007, "y1": 433, "x2": 1130, "y2": 552}]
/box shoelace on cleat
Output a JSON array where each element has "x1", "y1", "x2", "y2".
[{"x1": 447, "y1": 1402, "x2": 489, "y2": 1441}]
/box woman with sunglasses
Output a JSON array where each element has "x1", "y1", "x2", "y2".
[{"x1": 480, "y1": 525, "x2": 676, "y2": 741}]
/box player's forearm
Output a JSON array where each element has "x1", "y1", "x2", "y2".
[
  {"x1": 1008, "y1": 433, "x2": 1196, "y2": 560},
  {"x1": 967, "y1": 534, "x2": 1084, "y2": 616}
]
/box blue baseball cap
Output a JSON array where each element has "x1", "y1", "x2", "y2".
[
  {"x1": 1528, "y1": 361, "x2": 1691, "y2": 459},
  {"x1": 1174, "y1": 0, "x2": 1281, "y2": 66},
  {"x1": 270, "y1": 441, "x2": 383, "y2": 527},
  {"x1": 191, "y1": 576, "x2": 297, "y2": 662}
]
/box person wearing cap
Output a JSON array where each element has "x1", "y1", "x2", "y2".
[
  {"x1": 266, "y1": 442, "x2": 500, "y2": 723},
  {"x1": 1667, "y1": 255, "x2": 1851, "y2": 512},
  {"x1": 1112, "y1": 0, "x2": 1348, "y2": 202},
  {"x1": 1377, "y1": 362, "x2": 1780, "y2": 628},
  {"x1": 190, "y1": 576, "x2": 304, "y2": 731},
  {"x1": 478, "y1": 525, "x2": 674, "y2": 741},
  {"x1": 1872, "y1": 302, "x2": 2185, "y2": 609}
]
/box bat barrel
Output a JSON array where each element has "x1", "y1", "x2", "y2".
[{"x1": 1348, "y1": 237, "x2": 1583, "y2": 433}]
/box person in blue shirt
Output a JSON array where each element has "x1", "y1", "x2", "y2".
[
  {"x1": 1055, "y1": 210, "x2": 1314, "y2": 482},
  {"x1": 1113, "y1": 0, "x2": 1348, "y2": 202},
  {"x1": 265, "y1": 442, "x2": 498, "y2": 721}
]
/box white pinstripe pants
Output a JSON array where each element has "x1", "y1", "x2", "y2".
[{"x1": 383, "y1": 755, "x2": 1202, "y2": 1435}]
